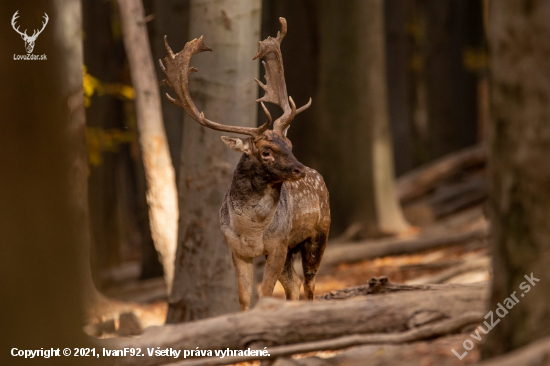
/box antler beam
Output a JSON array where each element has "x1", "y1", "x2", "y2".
[
  {"x1": 253, "y1": 17, "x2": 312, "y2": 134},
  {"x1": 160, "y1": 36, "x2": 270, "y2": 138}
]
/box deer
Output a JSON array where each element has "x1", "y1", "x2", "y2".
[
  {"x1": 160, "y1": 18, "x2": 330, "y2": 311},
  {"x1": 11, "y1": 11, "x2": 49, "y2": 54}
]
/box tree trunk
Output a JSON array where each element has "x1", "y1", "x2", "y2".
[
  {"x1": 0, "y1": 1, "x2": 94, "y2": 364},
  {"x1": 482, "y1": 0, "x2": 550, "y2": 358},
  {"x1": 166, "y1": 0, "x2": 261, "y2": 323},
  {"x1": 384, "y1": 0, "x2": 416, "y2": 176},
  {"x1": 82, "y1": 0, "x2": 127, "y2": 285},
  {"x1": 422, "y1": 0, "x2": 483, "y2": 160},
  {"x1": 315, "y1": 0, "x2": 409, "y2": 236},
  {"x1": 118, "y1": 0, "x2": 179, "y2": 291}
]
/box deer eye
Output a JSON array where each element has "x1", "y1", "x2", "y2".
[{"x1": 262, "y1": 150, "x2": 271, "y2": 157}]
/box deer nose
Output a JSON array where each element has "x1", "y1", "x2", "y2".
[{"x1": 291, "y1": 163, "x2": 306, "y2": 179}]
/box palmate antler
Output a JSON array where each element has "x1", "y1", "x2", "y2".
[
  {"x1": 159, "y1": 36, "x2": 270, "y2": 139},
  {"x1": 159, "y1": 17, "x2": 309, "y2": 138},
  {"x1": 254, "y1": 18, "x2": 312, "y2": 134}
]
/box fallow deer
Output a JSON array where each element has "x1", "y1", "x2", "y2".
[{"x1": 160, "y1": 18, "x2": 330, "y2": 311}]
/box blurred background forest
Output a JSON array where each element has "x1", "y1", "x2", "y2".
[
  {"x1": 83, "y1": 0, "x2": 488, "y2": 291},
  {"x1": 3, "y1": 0, "x2": 550, "y2": 365}
]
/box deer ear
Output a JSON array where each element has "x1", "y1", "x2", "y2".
[{"x1": 221, "y1": 136, "x2": 251, "y2": 154}]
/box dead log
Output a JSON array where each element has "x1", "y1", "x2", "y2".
[
  {"x1": 319, "y1": 226, "x2": 488, "y2": 271},
  {"x1": 318, "y1": 277, "x2": 485, "y2": 300},
  {"x1": 99, "y1": 283, "x2": 488, "y2": 366},
  {"x1": 397, "y1": 144, "x2": 486, "y2": 204},
  {"x1": 282, "y1": 334, "x2": 481, "y2": 366},
  {"x1": 399, "y1": 258, "x2": 464, "y2": 271},
  {"x1": 407, "y1": 256, "x2": 490, "y2": 285},
  {"x1": 165, "y1": 312, "x2": 483, "y2": 366},
  {"x1": 475, "y1": 336, "x2": 550, "y2": 366},
  {"x1": 428, "y1": 174, "x2": 487, "y2": 218}
]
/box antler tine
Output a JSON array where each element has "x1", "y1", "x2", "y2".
[
  {"x1": 11, "y1": 11, "x2": 27, "y2": 37},
  {"x1": 253, "y1": 17, "x2": 312, "y2": 135},
  {"x1": 160, "y1": 35, "x2": 270, "y2": 138},
  {"x1": 36, "y1": 13, "x2": 49, "y2": 36},
  {"x1": 260, "y1": 102, "x2": 272, "y2": 126}
]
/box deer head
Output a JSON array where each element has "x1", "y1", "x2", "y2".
[
  {"x1": 160, "y1": 18, "x2": 311, "y2": 183},
  {"x1": 12, "y1": 11, "x2": 49, "y2": 54}
]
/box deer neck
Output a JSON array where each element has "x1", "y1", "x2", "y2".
[{"x1": 228, "y1": 155, "x2": 282, "y2": 227}]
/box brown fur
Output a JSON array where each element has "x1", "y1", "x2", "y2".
[
  {"x1": 160, "y1": 18, "x2": 330, "y2": 311},
  {"x1": 220, "y1": 130, "x2": 330, "y2": 310}
]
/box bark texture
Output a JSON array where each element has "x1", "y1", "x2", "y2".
[
  {"x1": 103, "y1": 283, "x2": 487, "y2": 366},
  {"x1": 315, "y1": 0, "x2": 409, "y2": 236},
  {"x1": 118, "y1": 0, "x2": 179, "y2": 291},
  {"x1": 166, "y1": 0, "x2": 261, "y2": 322},
  {"x1": 0, "y1": 1, "x2": 93, "y2": 364},
  {"x1": 482, "y1": 0, "x2": 550, "y2": 358}
]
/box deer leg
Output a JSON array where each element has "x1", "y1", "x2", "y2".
[
  {"x1": 260, "y1": 247, "x2": 287, "y2": 298},
  {"x1": 301, "y1": 232, "x2": 328, "y2": 300},
  {"x1": 232, "y1": 252, "x2": 254, "y2": 311},
  {"x1": 277, "y1": 250, "x2": 302, "y2": 300}
]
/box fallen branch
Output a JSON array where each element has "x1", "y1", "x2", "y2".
[
  {"x1": 397, "y1": 144, "x2": 486, "y2": 203},
  {"x1": 318, "y1": 277, "x2": 481, "y2": 300},
  {"x1": 407, "y1": 256, "x2": 490, "y2": 285},
  {"x1": 319, "y1": 225, "x2": 488, "y2": 271},
  {"x1": 475, "y1": 336, "x2": 550, "y2": 366},
  {"x1": 165, "y1": 312, "x2": 484, "y2": 366},
  {"x1": 284, "y1": 334, "x2": 479, "y2": 365},
  {"x1": 99, "y1": 283, "x2": 488, "y2": 366},
  {"x1": 399, "y1": 258, "x2": 464, "y2": 271}
]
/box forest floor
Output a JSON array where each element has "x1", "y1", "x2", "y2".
[
  {"x1": 87, "y1": 208, "x2": 489, "y2": 366},
  {"x1": 87, "y1": 145, "x2": 490, "y2": 365},
  {"x1": 88, "y1": 208, "x2": 489, "y2": 330}
]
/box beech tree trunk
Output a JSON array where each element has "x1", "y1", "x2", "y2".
[
  {"x1": 166, "y1": 0, "x2": 261, "y2": 323},
  {"x1": 482, "y1": 0, "x2": 550, "y2": 358},
  {"x1": 118, "y1": 0, "x2": 179, "y2": 291},
  {"x1": 422, "y1": 0, "x2": 483, "y2": 160},
  {"x1": 315, "y1": 0, "x2": 409, "y2": 236},
  {"x1": 0, "y1": 1, "x2": 93, "y2": 364}
]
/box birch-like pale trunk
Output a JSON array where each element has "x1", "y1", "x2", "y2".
[{"x1": 117, "y1": 0, "x2": 178, "y2": 291}]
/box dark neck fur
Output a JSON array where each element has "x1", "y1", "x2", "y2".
[{"x1": 230, "y1": 154, "x2": 283, "y2": 201}]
